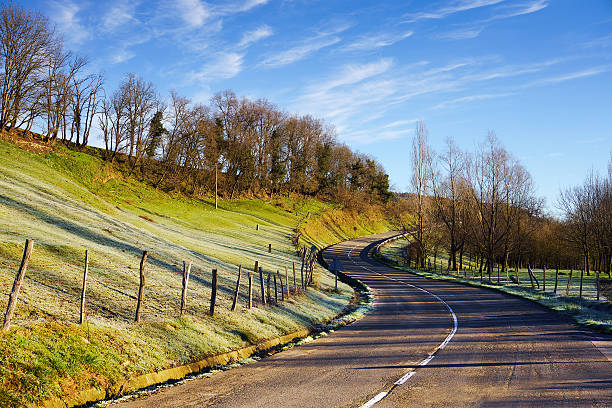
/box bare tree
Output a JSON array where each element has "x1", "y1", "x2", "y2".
[
  {"x1": 431, "y1": 137, "x2": 466, "y2": 271},
  {"x1": 70, "y1": 71, "x2": 103, "y2": 146},
  {"x1": 0, "y1": 3, "x2": 56, "y2": 131},
  {"x1": 409, "y1": 121, "x2": 432, "y2": 267}
]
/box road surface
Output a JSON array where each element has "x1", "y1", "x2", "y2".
[{"x1": 112, "y1": 232, "x2": 612, "y2": 407}]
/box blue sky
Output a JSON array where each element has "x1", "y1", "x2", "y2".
[{"x1": 21, "y1": 0, "x2": 612, "y2": 211}]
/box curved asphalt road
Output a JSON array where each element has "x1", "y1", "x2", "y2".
[{"x1": 113, "y1": 232, "x2": 612, "y2": 407}]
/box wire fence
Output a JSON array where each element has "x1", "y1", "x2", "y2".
[
  {"x1": 0, "y1": 239, "x2": 320, "y2": 330},
  {"x1": 377, "y1": 236, "x2": 610, "y2": 303}
]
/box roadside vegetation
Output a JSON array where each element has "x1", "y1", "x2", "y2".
[
  {"x1": 378, "y1": 237, "x2": 612, "y2": 333},
  {"x1": 0, "y1": 134, "x2": 390, "y2": 407},
  {"x1": 401, "y1": 122, "x2": 611, "y2": 300}
]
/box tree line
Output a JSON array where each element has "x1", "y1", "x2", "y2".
[
  {"x1": 0, "y1": 3, "x2": 391, "y2": 203},
  {"x1": 404, "y1": 121, "x2": 611, "y2": 282}
]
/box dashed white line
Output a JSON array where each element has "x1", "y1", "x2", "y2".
[
  {"x1": 360, "y1": 392, "x2": 388, "y2": 408},
  {"x1": 344, "y1": 240, "x2": 459, "y2": 408}
]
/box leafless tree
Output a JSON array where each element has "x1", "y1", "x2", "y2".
[
  {"x1": 0, "y1": 3, "x2": 56, "y2": 131},
  {"x1": 409, "y1": 121, "x2": 432, "y2": 267}
]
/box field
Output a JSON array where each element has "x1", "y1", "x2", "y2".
[
  {"x1": 0, "y1": 136, "x2": 390, "y2": 407},
  {"x1": 380, "y1": 238, "x2": 605, "y2": 300}
]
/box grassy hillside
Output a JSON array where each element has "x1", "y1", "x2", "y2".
[{"x1": 0, "y1": 136, "x2": 390, "y2": 407}]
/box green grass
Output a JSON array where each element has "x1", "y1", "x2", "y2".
[
  {"x1": 379, "y1": 237, "x2": 612, "y2": 334},
  {"x1": 380, "y1": 238, "x2": 606, "y2": 300},
  {"x1": 0, "y1": 138, "x2": 389, "y2": 407}
]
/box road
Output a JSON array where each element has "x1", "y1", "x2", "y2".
[{"x1": 112, "y1": 232, "x2": 612, "y2": 407}]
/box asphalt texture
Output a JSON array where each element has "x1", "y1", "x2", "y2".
[{"x1": 111, "y1": 232, "x2": 612, "y2": 407}]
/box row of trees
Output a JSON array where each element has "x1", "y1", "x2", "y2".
[
  {"x1": 407, "y1": 123, "x2": 541, "y2": 281},
  {"x1": 101, "y1": 85, "x2": 391, "y2": 201},
  {"x1": 405, "y1": 121, "x2": 611, "y2": 282},
  {"x1": 559, "y1": 158, "x2": 612, "y2": 277},
  {"x1": 0, "y1": 3, "x2": 102, "y2": 146},
  {"x1": 0, "y1": 3, "x2": 391, "y2": 203}
]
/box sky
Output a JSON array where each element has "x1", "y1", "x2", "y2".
[{"x1": 19, "y1": 0, "x2": 612, "y2": 212}]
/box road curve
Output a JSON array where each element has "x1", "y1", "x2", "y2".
[{"x1": 112, "y1": 233, "x2": 612, "y2": 407}]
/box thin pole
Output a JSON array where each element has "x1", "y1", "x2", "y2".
[
  {"x1": 135, "y1": 250, "x2": 148, "y2": 322},
  {"x1": 2, "y1": 239, "x2": 34, "y2": 332},
  {"x1": 181, "y1": 261, "x2": 191, "y2": 317},
  {"x1": 79, "y1": 250, "x2": 89, "y2": 324}
]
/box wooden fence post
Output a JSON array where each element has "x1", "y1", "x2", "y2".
[
  {"x1": 259, "y1": 265, "x2": 266, "y2": 305},
  {"x1": 553, "y1": 264, "x2": 559, "y2": 294},
  {"x1": 2, "y1": 239, "x2": 33, "y2": 332},
  {"x1": 543, "y1": 266, "x2": 546, "y2": 292},
  {"x1": 180, "y1": 261, "x2": 191, "y2": 317},
  {"x1": 579, "y1": 268, "x2": 584, "y2": 299},
  {"x1": 300, "y1": 251, "x2": 306, "y2": 290},
  {"x1": 231, "y1": 265, "x2": 242, "y2": 311},
  {"x1": 292, "y1": 262, "x2": 297, "y2": 295},
  {"x1": 248, "y1": 270, "x2": 253, "y2": 309},
  {"x1": 210, "y1": 269, "x2": 218, "y2": 315},
  {"x1": 266, "y1": 272, "x2": 271, "y2": 304},
  {"x1": 135, "y1": 250, "x2": 148, "y2": 323},
  {"x1": 268, "y1": 243, "x2": 272, "y2": 253},
  {"x1": 274, "y1": 273, "x2": 278, "y2": 303},
  {"x1": 79, "y1": 249, "x2": 89, "y2": 324},
  {"x1": 285, "y1": 267, "x2": 289, "y2": 299}
]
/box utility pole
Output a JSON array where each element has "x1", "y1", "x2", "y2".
[{"x1": 215, "y1": 162, "x2": 218, "y2": 210}]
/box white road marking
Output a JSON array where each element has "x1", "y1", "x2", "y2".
[
  {"x1": 360, "y1": 392, "x2": 388, "y2": 408},
  {"x1": 346, "y1": 240, "x2": 459, "y2": 408},
  {"x1": 394, "y1": 371, "x2": 415, "y2": 385}
]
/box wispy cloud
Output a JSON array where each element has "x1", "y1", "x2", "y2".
[
  {"x1": 102, "y1": 0, "x2": 138, "y2": 32},
  {"x1": 433, "y1": 92, "x2": 515, "y2": 109},
  {"x1": 111, "y1": 48, "x2": 136, "y2": 64},
  {"x1": 344, "y1": 31, "x2": 413, "y2": 51},
  {"x1": 489, "y1": 0, "x2": 548, "y2": 20},
  {"x1": 585, "y1": 33, "x2": 612, "y2": 49},
  {"x1": 577, "y1": 137, "x2": 607, "y2": 145},
  {"x1": 383, "y1": 119, "x2": 420, "y2": 128},
  {"x1": 218, "y1": 0, "x2": 269, "y2": 14},
  {"x1": 191, "y1": 52, "x2": 244, "y2": 80},
  {"x1": 437, "y1": 27, "x2": 484, "y2": 40},
  {"x1": 545, "y1": 152, "x2": 563, "y2": 158},
  {"x1": 342, "y1": 128, "x2": 413, "y2": 144},
  {"x1": 261, "y1": 36, "x2": 340, "y2": 68},
  {"x1": 404, "y1": 0, "x2": 504, "y2": 23},
  {"x1": 238, "y1": 25, "x2": 273, "y2": 47},
  {"x1": 522, "y1": 66, "x2": 611, "y2": 87},
  {"x1": 48, "y1": 1, "x2": 90, "y2": 45},
  {"x1": 175, "y1": 0, "x2": 210, "y2": 28},
  {"x1": 313, "y1": 59, "x2": 394, "y2": 92}
]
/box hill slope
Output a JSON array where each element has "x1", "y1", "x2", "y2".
[{"x1": 0, "y1": 136, "x2": 390, "y2": 407}]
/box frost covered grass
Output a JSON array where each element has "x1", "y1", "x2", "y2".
[
  {"x1": 378, "y1": 238, "x2": 612, "y2": 334},
  {"x1": 0, "y1": 138, "x2": 386, "y2": 407}
]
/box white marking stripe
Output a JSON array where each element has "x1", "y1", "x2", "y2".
[
  {"x1": 346, "y1": 241, "x2": 459, "y2": 408},
  {"x1": 394, "y1": 371, "x2": 415, "y2": 385},
  {"x1": 359, "y1": 392, "x2": 388, "y2": 408},
  {"x1": 419, "y1": 355, "x2": 435, "y2": 366}
]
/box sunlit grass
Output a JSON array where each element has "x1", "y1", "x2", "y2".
[{"x1": 0, "y1": 138, "x2": 388, "y2": 406}]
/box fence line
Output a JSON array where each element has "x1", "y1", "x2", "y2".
[{"x1": 0, "y1": 239, "x2": 318, "y2": 329}]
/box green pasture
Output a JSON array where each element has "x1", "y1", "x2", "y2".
[{"x1": 0, "y1": 138, "x2": 387, "y2": 407}]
